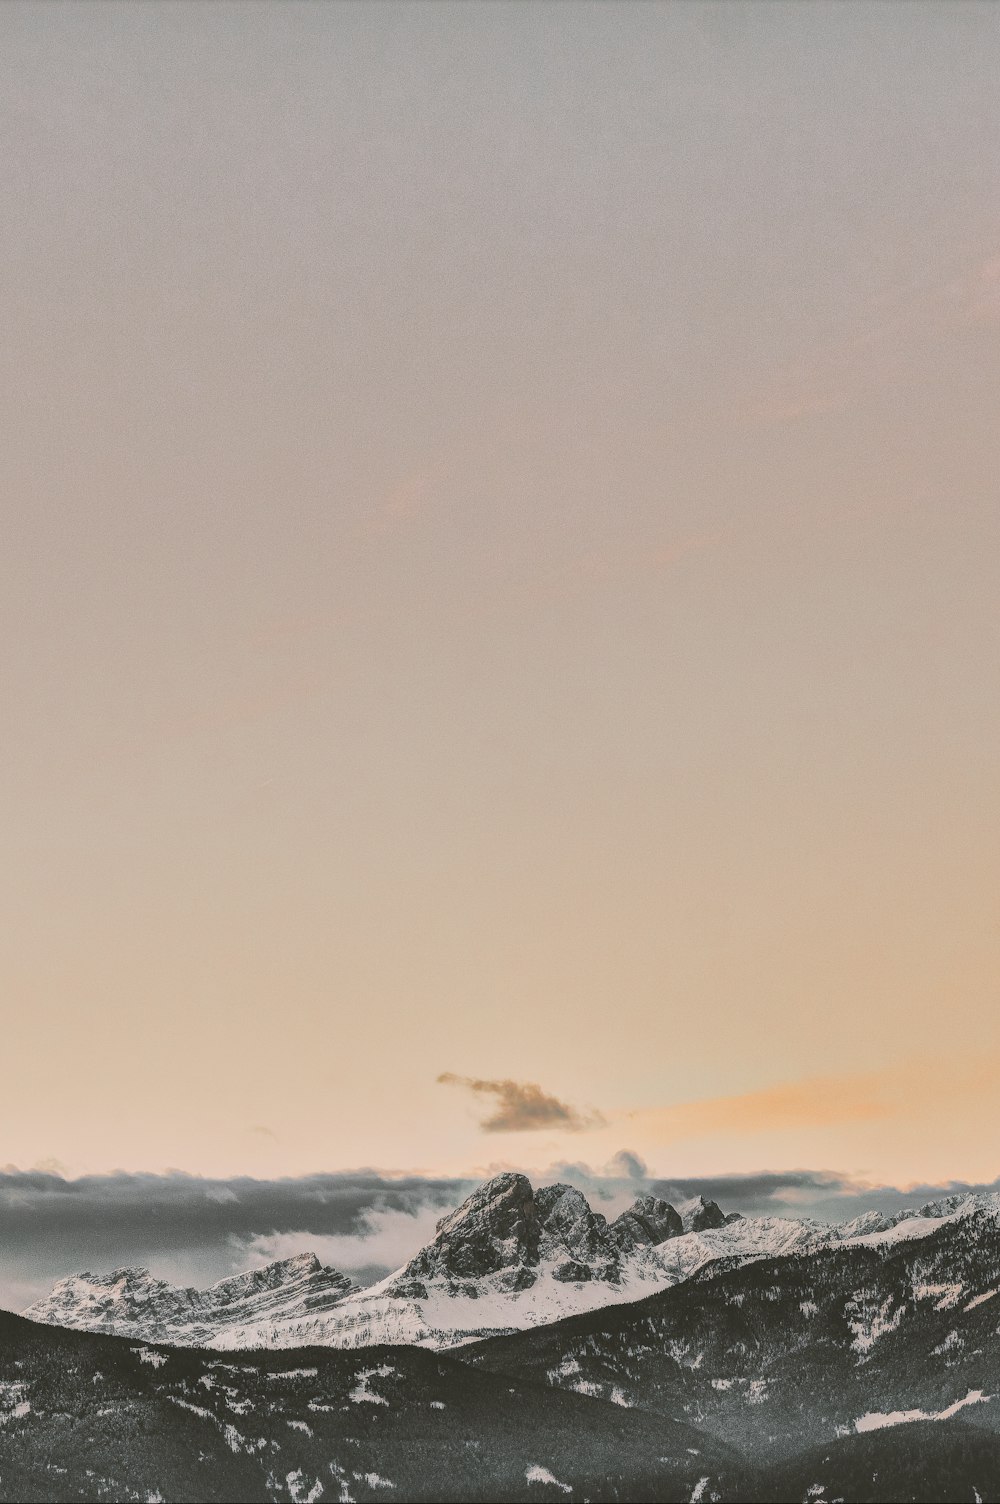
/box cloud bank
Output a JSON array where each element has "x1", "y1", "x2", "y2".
[
  {"x1": 0, "y1": 1168, "x2": 470, "y2": 1309},
  {"x1": 4, "y1": 1163, "x2": 999, "y2": 1312}
]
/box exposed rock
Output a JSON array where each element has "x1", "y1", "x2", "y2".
[
  {"x1": 611, "y1": 1195, "x2": 683, "y2": 1250},
  {"x1": 535, "y1": 1184, "x2": 621, "y2": 1280},
  {"x1": 677, "y1": 1195, "x2": 727, "y2": 1233},
  {"x1": 391, "y1": 1172, "x2": 539, "y2": 1286}
]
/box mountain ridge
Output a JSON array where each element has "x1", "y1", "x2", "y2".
[{"x1": 21, "y1": 1174, "x2": 1000, "y2": 1353}]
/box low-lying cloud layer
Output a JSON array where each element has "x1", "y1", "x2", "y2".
[
  {"x1": 4, "y1": 1162, "x2": 998, "y2": 1313},
  {"x1": 0, "y1": 1168, "x2": 470, "y2": 1309},
  {"x1": 437, "y1": 1073, "x2": 606, "y2": 1132}
]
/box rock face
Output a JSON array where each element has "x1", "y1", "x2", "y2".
[
  {"x1": 392, "y1": 1176, "x2": 707, "y2": 1298},
  {"x1": 611, "y1": 1195, "x2": 684, "y2": 1250},
  {"x1": 392, "y1": 1172, "x2": 539, "y2": 1294},
  {"x1": 392, "y1": 1176, "x2": 628, "y2": 1293},
  {"x1": 677, "y1": 1195, "x2": 727, "y2": 1233},
  {"x1": 535, "y1": 1183, "x2": 621, "y2": 1282}
]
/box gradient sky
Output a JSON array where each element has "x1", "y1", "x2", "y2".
[{"x1": 3, "y1": 1, "x2": 999, "y2": 1190}]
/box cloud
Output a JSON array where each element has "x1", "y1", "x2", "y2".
[
  {"x1": 238, "y1": 1203, "x2": 447, "y2": 1288},
  {"x1": 539, "y1": 1159, "x2": 1000, "y2": 1225},
  {"x1": 624, "y1": 1055, "x2": 1000, "y2": 1159},
  {"x1": 437, "y1": 1073, "x2": 606, "y2": 1133},
  {"x1": 652, "y1": 529, "x2": 728, "y2": 570},
  {"x1": 646, "y1": 1168, "x2": 1000, "y2": 1224},
  {"x1": 606, "y1": 1149, "x2": 648, "y2": 1181},
  {"x1": 362, "y1": 445, "x2": 464, "y2": 540}
]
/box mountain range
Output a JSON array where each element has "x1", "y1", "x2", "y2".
[
  {"x1": 8, "y1": 1172, "x2": 1000, "y2": 1501},
  {"x1": 23, "y1": 1172, "x2": 1000, "y2": 1353}
]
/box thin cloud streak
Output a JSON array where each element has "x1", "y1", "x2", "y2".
[
  {"x1": 629, "y1": 1072, "x2": 889, "y2": 1143},
  {"x1": 628, "y1": 1054, "x2": 1000, "y2": 1149}
]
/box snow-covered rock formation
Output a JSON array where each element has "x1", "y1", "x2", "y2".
[
  {"x1": 23, "y1": 1175, "x2": 1000, "y2": 1353},
  {"x1": 25, "y1": 1253, "x2": 356, "y2": 1346}
]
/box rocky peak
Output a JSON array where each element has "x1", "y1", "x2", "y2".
[
  {"x1": 101, "y1": 1268, "x2": 165, "y2": 1292},
  {"x1": 677, "y1": 1195, "x2": 727, "y2": 1233},
  {"x1": 391, "y1": 1173, "x2": 632, "y2": 1294},
  {"x1": 535, "y1": 1183, "x2": 620, "y2": 1281},
  {"x1": 394, "y1": 1172, "x2": 540, "y2": 1292},
  {"x1": 610, "y1": 1195, "x2": 683, "y2": 1250},
  {"x1": 209, "y1": 1254, "x2": 355, "y2": 1308}
]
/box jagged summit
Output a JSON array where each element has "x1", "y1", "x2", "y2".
[
  {"x1": 397, "y1": 1172, "x2": 537, "y2": 1290},
  {"x1": 611, "y1": 1194, "x2": 683, "y2": 1249},
  {"x1": 388, "y1": 1174, "x2": 688, "y2": 1298}
]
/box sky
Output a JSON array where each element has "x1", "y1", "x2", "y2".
[{"x1": 2, "y1": 0, "x2": 999, "y2": 1260}]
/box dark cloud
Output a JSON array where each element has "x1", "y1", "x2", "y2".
[
  {"x1": 648, "y1": 1170, "x2": 1000, "y2": 1222},
  {"x1": 542, "y1": 1159, "x2": 1000, "y2": 1225},
  {"x1": 437, "y1": 1074, "x2": 606, "y2": 1133},
  {"x1": 0, "y1": 1169, "x2": 471, "y2": 1309},
  {"x1": 607, "y1": 1150, "x2": 648, "y2": 1181}
]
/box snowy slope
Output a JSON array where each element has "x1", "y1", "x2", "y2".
[
  {"x1": 23, "y1": 1176, "x2": 1000, "y2": 1352},
  {"x1": 24, "y1": 1253, "x2": 356, "y2": 1346}
]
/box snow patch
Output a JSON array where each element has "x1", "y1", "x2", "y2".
[
  {"x1": 914, "y1": 1282, "x2": 963, "y2": 1310},
  {"x1": 0, "y1": 1381, "x2": 29, "y2": 1423},
  {"x1": 168, "y1": 1398, "x2": 213, "y2": 1420},
  {"x1": 854, "y1": 1388, "x2": 989, "y2": 1432},
  {"x1": 348, "y1": 1365, "x2": 395, "y2": 1405},
  {"x1": 286, "y1": 1470, "x2": 324, "y2": 1503},
  {"x1": 525, "y1": 1464, "x2": 572, "y2": 1493},
  {"x1": 932, "y1": 1330, "x2": 962, "y2": 1355},
  {"x1": 847, "y1": 1294, "x2": 905, "y2": 1356},
  {"x1": 133, "y1": 1346, "x2": 168, "y2": 1368}
]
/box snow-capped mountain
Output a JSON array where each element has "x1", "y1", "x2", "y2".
[
  {"x1": 23, "y1": 1173, "x2": 723, "y2": 1350},
  {"x1": 22, "y1": 1174, "x2": 1000, "y2": 1354},
  {"x1": 24, "y1": 1252, "x2": 356, "y2": 1346}
]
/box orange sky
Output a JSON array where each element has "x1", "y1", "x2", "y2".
[{"x1": 2, "y1": 1, "x2": 998, "y2": 1189}]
